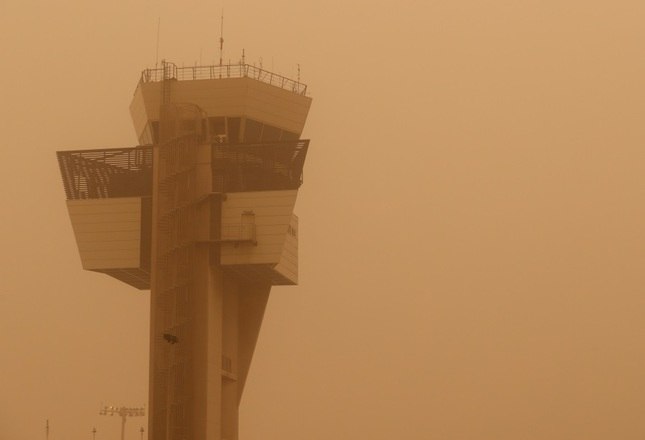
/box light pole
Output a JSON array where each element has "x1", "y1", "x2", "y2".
[
  {"x1": 99, "y1": 405, "x2": 145, "y2": 440},
  {"x1": 92, "y1": 427, "x2": 97, "y2": 440},
  {"x1": 139, "y1": 426, "x2": 144, "y2": 440}
]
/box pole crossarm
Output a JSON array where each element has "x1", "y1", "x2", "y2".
[
  {"x1": 99, "y1": 405, "x2": 145, "y2": 440},
  {"x1": 99, "y1": 405, "x2": 145, "y2": 417}
]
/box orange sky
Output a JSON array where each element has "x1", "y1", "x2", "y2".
[{"x1": 1, "y1": 1, "x2": 645, "y2": 439}]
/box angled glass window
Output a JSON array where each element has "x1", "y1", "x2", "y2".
[
  {"x1": 227, "y1": 117, "x2": 241, "y2": 144},
  {"x1": 243, "y1": 119, "x2": 263, "y2": 143},
  {"x1": 261, "y1": 124, "x2": 281, "y2": 142}
]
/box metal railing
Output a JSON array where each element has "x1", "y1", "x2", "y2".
[
  {"x1": 56, "y1": 147, "x2": 153, "y2": 200},
  {"x1": 211, "y1": 139, "x2": 309, "y2": 193},
  {"x1": 140, "y1": 63, "x2": 307, "y2": 95}
]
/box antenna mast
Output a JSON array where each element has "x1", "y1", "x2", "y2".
[
  {"x1": 219, "y1": 10, "x2": 224, "y2": 66},
  {"x1": 155, "y1": 17, "x2": 161, "y2": 68}
]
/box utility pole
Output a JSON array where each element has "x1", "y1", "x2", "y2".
[{"x1": 99, "y1": 405, "x2": 145, "y2": 440}]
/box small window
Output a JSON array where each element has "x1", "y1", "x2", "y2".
[
  {"x1": 180, "y1": 118, "x2": 196, "y2": 133},
  {"x1": 227, "y1": 117, "x2": 241, "y2": 143},
  {"x1": 139, "y1": 124, "x2": 152, "y2": 145},
  {"x1": 151, "y1": 121, "x2": 160, "y2": 143},
  {"x1": 201, "y1": 119, "x2": 208, "y2": 139},
  {"x1": 209, "y1": 117, "x2": 226, "y2": 136}
]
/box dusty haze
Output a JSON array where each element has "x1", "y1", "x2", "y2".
[{"x1": 1, "y1": 0, "x2": 645, "y2": 439}]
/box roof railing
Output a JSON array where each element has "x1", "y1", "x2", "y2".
[{"x1": 140, "y1": 63, "x2": 307, "y2": 96}]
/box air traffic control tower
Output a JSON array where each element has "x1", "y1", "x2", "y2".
[{"x1": 57, "y1": 61, "x2": 312, "y2": 440}]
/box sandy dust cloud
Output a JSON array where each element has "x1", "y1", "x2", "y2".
[{"x1": 1, "y1": 0, "x2": 644, "y2": 439}]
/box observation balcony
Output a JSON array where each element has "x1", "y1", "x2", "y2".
[
  {"x1": 56, "y1": 139, "x2": 309, "y2": 200},
  {"x1": 56, "y1": 139, "x2": 306, "y2": 289}
]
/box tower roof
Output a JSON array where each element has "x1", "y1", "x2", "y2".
[{"x1": 130, "y1": 62, "x2": 312, "y2": 145}]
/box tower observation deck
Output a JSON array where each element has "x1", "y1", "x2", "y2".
[{"x1": 57, "y1": 61, "x2": 312, "y2": 440}]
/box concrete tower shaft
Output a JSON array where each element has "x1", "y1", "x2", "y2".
[{"x1": 137, "y1": 63, "x2": 311, "y2": 440}]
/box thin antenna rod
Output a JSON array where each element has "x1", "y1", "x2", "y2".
[
  {"x1": 155, "y1": 17, "x2": 161, "y2": 68},
  {"x1": 219, "y1": 10, "x2": 224, "y2": 66}
]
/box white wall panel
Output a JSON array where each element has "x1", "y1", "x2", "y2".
[
  {"x1": 220, "y1": 190, "x2": 297, "y2": 268},
  {"x1": 274, "y1": 215, "x2": 298, "y2": 284},
  {"x1": 67, "y1": 197, "x2": 142, "y2": 270}
]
